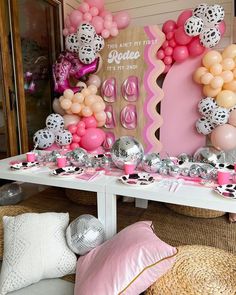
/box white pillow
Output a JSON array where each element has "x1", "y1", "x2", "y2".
[{"x1": 0, "y1": 212, "x2": 77, "y2": 295}]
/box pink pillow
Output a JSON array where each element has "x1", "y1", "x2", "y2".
[{"x1": 75, "y1": 221, "x2": 177, "y2": 295}]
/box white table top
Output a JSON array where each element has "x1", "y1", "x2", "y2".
[
  {"x1": 0, "y1": 155, "x2": 108, "y2": 193},
  {"x1": 106, "y1": 176, "x2": 236, "y2": 213}
]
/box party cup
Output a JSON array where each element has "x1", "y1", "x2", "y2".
[
  {"x1": 217, "y1": 169, "x2": 231, "y2": 185},
  {"x1": 124, "y1": 162, "x2": 136, "y2": 175},
  {"x1": 56, "y1": 156, "x2": 67, "y2": 168},
  {"x1": 26, "y1": 152, "x2": 36, "y2": 162}
]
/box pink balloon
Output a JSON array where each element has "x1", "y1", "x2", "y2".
[
  {"x1": 68, "y1": 124, "x2": 77, "y2": 134},
  {"x1": 174, "y1": 26, "x2": 192, "y2": 45},
  {"x1": 110, "y1": 27, "x2": 119, "y2": 37},
  {"x1": 163, "y1": 56, "x2": 173, "y2": 65},
  {"x1": 87, "y1": 74, "x2": 101, "y2": 88},
  {"x1": 44, "y1": 143, "x2": 60, "y2": 151},
  {"x1": 69, "y1": 10, "x2": 83, "y2": 27},
  {"x1": 104, "y1": 20, "x2": 112, "y2": 30},
  {"x1": 211, "y1": 124, "x2": 236, "y2": 151},
  {"x1": 218, "y1": 20, "x2": 226, "y2": 36},
  {"x1": 228, "y1": 110, "x2": 236, "y2": 127},
  {"x1": 63, "y1": 28, "x2": 69, "y2": 36},
  {"x1": 104, "y1": 14, "x2": 113, "y2": 22},
  {"x1": 63, "y1": 114, "x2": 80, "y2": 128},
  {"x1": 166, "y1": 32, "x2": 174, "y2": 40},
  {"x1": 162, "y1": 41, "x2": 169, "y2": 49},
  {"x1": 99, "y1": 10, "x2": 111, "y2": 18},
  {"x1": 173, "y1": 46, "x2": 189, "y2": 62},
  {"x1": 113, "y1": 11, "x2": 130, "y2": 29},
  {"x1": 77, "y1": 121, "x2": 86, "y2": 129},
  {"x1": 188, "y1": 37, "x2": 205, "y2": 57},
  {"x1": 177, "y1": 10, "x2": 192, "y2": 27},
  {"x1": 91, "y1": 16, "x2": 104, "y2": 34},
  {"x1": 77, "y1": 128, "x2": 86, "y2": 137},
  {"x1": 70, "y1": 143, "x2": 80, "y2": 150},
  {"x1": 80, "y1": 128, "x2": 105, "y2": 151},
  {"x1": 101, "y1": 29, "x2": 110, "y2": 38},
  {"x1": 156, "y1": 49, "x2": 165, "y2": 60},
  {"x1": 65, "y1": 17, "x2": 71, "y2": 28},
  {"x1": 164, "y1": 47, "x2": 173, "y2": 56},
  {"x1": 79, "y1": 2, "x2": 90, "y2": 13},
  {"x1": 83, "y1": 12, "x2": 92, "y2": 22},
  {"x1": 90, "y1": 7, "x2": 99, "y2": 16},
  {"x1": 88, "y1": 145, "x2": 105, "y2": 155},
  {"x1": 72, "y1": 134, "x2": 81, "y2": 143},
  {"x1": 85, "y1": 0, "x2": 105, "y2": 11},
  {"x1": 169, "y1": 39, "x2": 177, "y2": 48},
  {"x1": 69, "y1": 26, "x2": 76, "y2": 34},
  {"x1": 162, "y1": 20, "x2": 177, "y2": 34},
  {"x1": 82, "y1": 116, "x2": 97, "y2": 128}
]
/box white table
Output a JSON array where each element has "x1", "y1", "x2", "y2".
[
  {"x1": 105, "y1": 176, "x2": 236, "y2": 238},
  {"x1": 0, "y1": 155, "x2": 110, "y2": 238}
]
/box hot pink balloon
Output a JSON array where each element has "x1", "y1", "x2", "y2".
[
  {"x1": 70, "y1": 143, "x2": 80, "y2": 150},
  {"x1": 173, "y1": 46, "x2": 189, "y2": 62},
  {"x1": 174, "y1": 26, "x2": 192, "y2": 45},
  {"x1": 211, "y1": 124, "x2": 236, "y2": 151},
  {"x1": 72, "y1": 134, "x2": 81, "y2": 143},
  {"x1": 85, "y1": 0, "x2": 104, "y2": 11},
  {"x1": 188, "y1": 37, "x2": 205, "y2": 57},
  {"x1": 44, "y1": 143, "x2": 60, "y2": 152},
  {"x1": 218, "y1": 20, "x2": 226, "y2": 36},
  {"x1": 82, "y1": 116, "x2": 97, "y2": 128},
  {"x1": 113, "y1": 11, "x2": 130, "y2": 29},
  {"x1": 77, "y1": 121, "x2": 86, "y2": 129},
  {"x1": 80, "y1": 128, "x2": 105, "y2": 151},
  {"x1": 63, "y1": 114, "x2": 80, "y2": 128},
  {"x1": 77, "y1": 128, "x2": 86, "y2": 137},
  {"x1": 177, "y1": 10, "x2": 192, "y2": 27},
  {"x1": 69, "y1": 10, "x2": 83, "y2": 27},
  {"x1": 162, "y1": 20, "x2": 177, "y2": 34},
  {"x1": 91, "y1": 16, "x2": 104, "y2": 34},
  {"x1": 68, "y1": 124, "x2": 77, "y2": 134}
]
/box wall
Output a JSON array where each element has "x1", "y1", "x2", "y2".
[{"x1": 63, "y1": 0, "x2": 235, "y2": 47}]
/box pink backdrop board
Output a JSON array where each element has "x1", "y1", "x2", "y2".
[{"x1": 160, "y1": 55, "x2": 206, "y2": 157}]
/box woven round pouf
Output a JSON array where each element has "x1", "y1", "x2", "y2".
[
  {"x1": 165, "y1": 204, "x2": 225, "y2": 218},
  {"x1": 65, "y1": 189, "x2": 97, "y2": 206},
  {"x1": 145, "y1": 245, "x2": 236, "y2": 295},
  {"x1": 0, "y1": 205, "x2": 35, "y2": 259}
]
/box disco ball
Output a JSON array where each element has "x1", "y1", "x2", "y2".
[
  {"x1": 142, "y1": 153, "x2": 162, "y2": 173},
  {"x1": 66, "y1": 214, "x2": 105, "y2": 255},
  {"x1": 111, "y1": 136, "x2": 144, "y2": 169},
  {"x1": 0, "y1": 182, "x2": 23, "y2": 205}
]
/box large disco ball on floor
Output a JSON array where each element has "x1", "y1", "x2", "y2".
[
  {"x1": 111, "y1": 136, "x2": 144, "y2": 169},
  {"x1": 66, "y1": 214, "x2": 105, "y2": 255}
]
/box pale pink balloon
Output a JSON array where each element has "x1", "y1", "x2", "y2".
[
  {"x1": 69, "y1": 10, "x2": 83, "y2": 27},
  {"x1": 177, "y1": 10, "x2": 192, "y2": 27},
  {"x1": 63, "y1": 114, "x2": 80, "y2": 128},
  {"x1": 229, "y1": 110, "x2": 236, "y2": 127},
  {"x1": 87, "y1": 74, "x2": 101, "y2": 88},
  {"x1": 79, "y1": 2, "x2": 89, "y2": 13},
  {"x1": 162, "y1": 20, "x2": 177, "y2": 34},
  {"x1": 80, "y1": 128, "x2": 105, "y2": 151},
  {"x1": 85, "y1": 0, "x2": 104, "y2": 11},
  {"x1": 81, "y1": 106, "x2": 93, "y2": 117},
  {"x1": 104, "y1": 14, "x2": 113, "y2": 22},
  {"x1": 68, "y1": 124, "x2": 78, "y2": 134},
  {"x1": 211, "y1": 124, "x2": 236, "y2": 151},
  {"x1": 83, "y1": 12, "x2": 92, "y2": 22},
  {"x1": 99, "y1": 10, "x2": 110, "y2": 18},
  {"x1": 65, "y1": 17, "x2": 71, "y2": 28},
  {"x1": 60, "y1": 98, "x2": 72, "y2": 110},
  {"x1": 104, "y1": 20, "x2": 112, "y2": 30},
  {"x1": 94, "y1": 111, "x2": 106, "y2": 121},
  {"x1": 72, "y1": 134, "x2": 81, "y2": 143},
  {"x1": 218, "y1": 20, "x2": 226, "y2": 36},
  {"x1": 70, "y1": 143, "x2": 80, "y2": 150},
  {"x1": 173, "y1": 46, "x2": 189, "y2": 62},
  {"x1": 63, "y1": 28, "x2": 69, "y2": 36},
  {"x1": 110, "y1": 27, "x2": 119, "y2": 37},
  {"x1": 91, "y1": 16, "x2": 104, "y2": 34},
  {"x1": 52, "y1": 98, "x2": 65, "y2": 116},
  {"x1": 90, "y1": 6, "x2": 99, "y2": 16},
  {"x1": 174, "y1": 26, "x2": 192, "y2": 45},
  {"x1": 82, "y1": 116, "x2": 97, "y2": 128},
  {"x1": 188, "y1": 38, "x2": 205, "y2": 57},
  {"x1": 101, "y1": 29, "x2": 110, "y2": 39},
  {"x1": 69, "y1": 26, "x2": 76, "y2": 34},
  {"x1": 113, "y1": 11, "x2": 130, "y2": 29}
]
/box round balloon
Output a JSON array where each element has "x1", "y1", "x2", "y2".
[
  {"x1": 193, "y1": 3, "x2": 208, "y2": 18},
  {"x1": 211, "y1": 124, "x2": 236, "y2": 151},
  {"x1": 200, "y1": 27, "x2": 221, "y2": 48},
  {"x1": 203, "y1": 5, "x2": 225, "y2": 27},
  {"x1": 77, "y1": 23, "x2": 96, "y2": 44},
  {"x1": 55, "y1": 130, "x2": 72, "y2": 146},
  {"x1": 33, "y1": 129, "x2": 55, "y2": 149},
  {"x1": 196, "y1": 117, "x2": 215, "y2": 135},
  {"x1": 52, "y1": 98, "x2": 66, "y2": 116},
  {"x1": 63, "y1": 114, "x2": 80, "y2": 129},
  {"x1": 216, "y1": 90, "x2": 236, "y2": 109},
  {"x1": 184, "y1": 16, "x2": 203, "y2": 36},
  {"x1": 46, "y1": 114, "x2": 64, "y2": 132},
  {"x1": 80, "y1": 128, "x2": 105, "y2": 151},
  {"x1": 65, "y1": 33, "x2": 80, "y2": 53},
  {"x1": 198, "y1": 97, "x2": 217, "y2": 116},
  {"x1": 79, "y1": 45, "x2": 96, "y2": 64},
  {"x1": 210, "y1": 107, "x2": 229, "y2": 125}
]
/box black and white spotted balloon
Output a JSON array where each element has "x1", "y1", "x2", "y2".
[
  {"x1": 184, "y1": 16, "x2": 204, "y2": 36},
  {"x1": 193, "y1": 3, "x2": 208, "y2": 18},
  {"x1": 33, "y1": 129, "x2": 55, "y2": 149},
  {"x1": 55, "y1": 130, "x2": 72, "y2": 146},
  {"x1": 65, "y1": 33, "x2": 80, "y2": 53},
  {"x1": 198, "y1": 97, "x2": 217, "y2": 116},
  {"x1": 93, "y1": 35, "x2": 105, "y2": 53},
  {"x1": 210, "y1": 107, "x2": 229, "y2": 125},
  {"x1": 79, "y1": 45, "x2": 96, "y2": 64},
  {"x1": 200, "y1": 27, "x2": 221, "y2": 48},
  {"x1": 77, "y1": 23, "x2": 96, "y2": 44},
  {"x1": 46, "y1": 114, "x2": 64, "y2": 133},
  {"x1": 196, "y1": 117, "x2": 215, "y2": 135},
  {"x1": 204, "y1": 5, "x2": 225, "y2": 27}
]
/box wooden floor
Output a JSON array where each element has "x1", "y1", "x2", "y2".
[{"x1": 19, "y1": 187, "x2": 236, "y2": 255}]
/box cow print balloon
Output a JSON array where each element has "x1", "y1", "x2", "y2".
[
  {"x1": 65, "y1": 33, "x2": 80, "y2": 53},
  {"x1": 184, "y1": 16, "x2": 204, "y2": 36},
  {"x1": 198, "y1": 97, "x2": 217, "y2": 116},
  {"x1": 55, "y1": 130, "x2": 72, "y2": 146},
  {"x1": 193, "y1": 3, "x2": 208, "y2": 18},
  {"x1": 200, "y1": 27, "x2": 221, "y2": 48},
  {"x1": 77, "y1": 23, "x2": 96, "y2": 45},
  {"x1": 204, "y1": 5, "x2": 225, "y2": 26},
  {"x1": 46, "y1": 114, "x2": 64, "y2": 133},
  {"x1": 79, "y1": 45, "x2": 96, "y2": 64},
  {"x1": 196, "y1": 117, "x2": 215, "y2": 135},
  {"x1": 33, "y1": 129, "x2": 55, "y2": 149},
  {"x1": 93, "y1": 35, "x2": 105, "y2": 53},
  {"x1": 210, "y1": 107, "x2": 229, "y2": 125}
]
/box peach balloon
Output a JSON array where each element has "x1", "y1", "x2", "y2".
[
  {"x1": 223, "y1": 80, "x2": 236, "y2": 92},
  {"x1": 76, "y1": 81, "x2": 87, "y2": 89},
  {"x1": 221, "y1": 58, "x2": 235, "y2": 71},
  {"x1": 87, "y1": 74, "x2": 101, "y2": 88},
  {"x1": 202, "y1": 51, "x2": 222, "y2": 69},
  {"x1": 203, "y1": 85, "x2": 221, "y2": 97},
  {"x1": 193, "y1": 67, "x2": 208, "y2": 84},
  {"x1": 229, "y1": 110, "x2": 236, "y2": 127},
  {"x1": 216, "y1": 90, "x2": 236, "y2": 108},
  {"x1": 81, "y1": 106, "x2": 93, "y2": 117},
  {"x1": 210, "y1": 76, "x2": 224, "y2": 89},
  {"x1": 94, "y1": 111, "x2": 106, "y2": 122},
  {"x1": 63, "y1": 114, "x2": 80, "y2": 128},
  {"x1": 222, "y1": 44, "x2": 236, "y2": 59},
  {"x1": 66, "y1": 109, "x2": 73, "y2": 114},
  {"x1": 201, "y1": 73, "x2": 214, "y2": 85},
  {"x1": 63, "y1": 89, "x2": 74, "y2": 100},
  {"x1": 84, "y1": 94, "x2": 97, "y2": 106},
  {"x1": 92, "y1": 102, "x2": 105, "y2": 113},
  {"x1": 73, "y1": 92, "x2": 84, "y2": 103},
  {"x1": 211, "y1": 124, "x2": 236, "y2": 151},
  {"x1": 71, "y1": 103, "x2": 81, "y2": 114},
  {"x1": 81, "y1": 88, "x2": 91, "y2": 97},
  {"x1": 87, "y1": 85, "x2": 98, "y2": 94},
  {"x1": 97, "y1": 120, "x2": 106, "y2": 127},
  {"x1": 60, "y1": 98, "x2": 72, "y2": 110},
  {"x1": 221, "y1": 70, "x2": 234, "y2": 83},
  {"x1": 59, "y1": 96, "x2": 64, "y2": 103},
  {"x1": 95, "y1": 95, "x2": 104, "y2": 103},
  {"x1": 210, "y1": 63, "x2": 222, "y2": 76},
  {"x1": 233, "y1": 69, "x2": 236, "y2": 78}
]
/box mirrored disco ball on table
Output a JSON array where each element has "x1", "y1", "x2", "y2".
[{"x1": 111, "y1": 136, "x2": 144, "y2": 169}]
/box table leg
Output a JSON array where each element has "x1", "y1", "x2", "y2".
[
  {"x1": 135, "y1": 198, "x2": 148, "y2": 209},
  {"x1": 105, "y1": 193, "x2": 117, "y2": 240},
  {"x1": 97, "y1": 191, "x2": 106, "y2": 230}
]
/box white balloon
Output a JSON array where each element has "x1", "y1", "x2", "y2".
[
  {"x1": 210, "y1": 107, "x2": 229, "y2": 125},
  {"x1": 200, "y1": 27, "x2": 221, "y2": 48},
  {"x1": 184, "y1": 16, "x2": 204, "y2": 36},
  {"x1": 55, "y1": 130, "x2": 72, "y2": 146},
  {"x1": 33, "y1": 129, "x2": 55, "y2": 149},
  {"x1": 198, "y1": 97, "x2": 217, "y2": 116},
  {"x1": 46, "y1": 113, "x2": 64, "y2": 133},
  {"x1": 65, "y1": 33, "x2": 80, "y2": 53},
  {"x1": 203, "y1": 4, "x2": 225, "y2": 27},
  {"x1": 93, "y1": 34, "x2": 105, "y2": 53},
  {"x1": 79, "y1": 45, "x2": 96, "y2": 64},
  {"x1": 77, "y1": 23, "x2": 96, "y2": 45},
  {"x1": 193, "y1": 3, "x2": 208, "y2": 18},
  {"x1": 196, "y1": 117, "x2": 215, "y2": 135}
]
